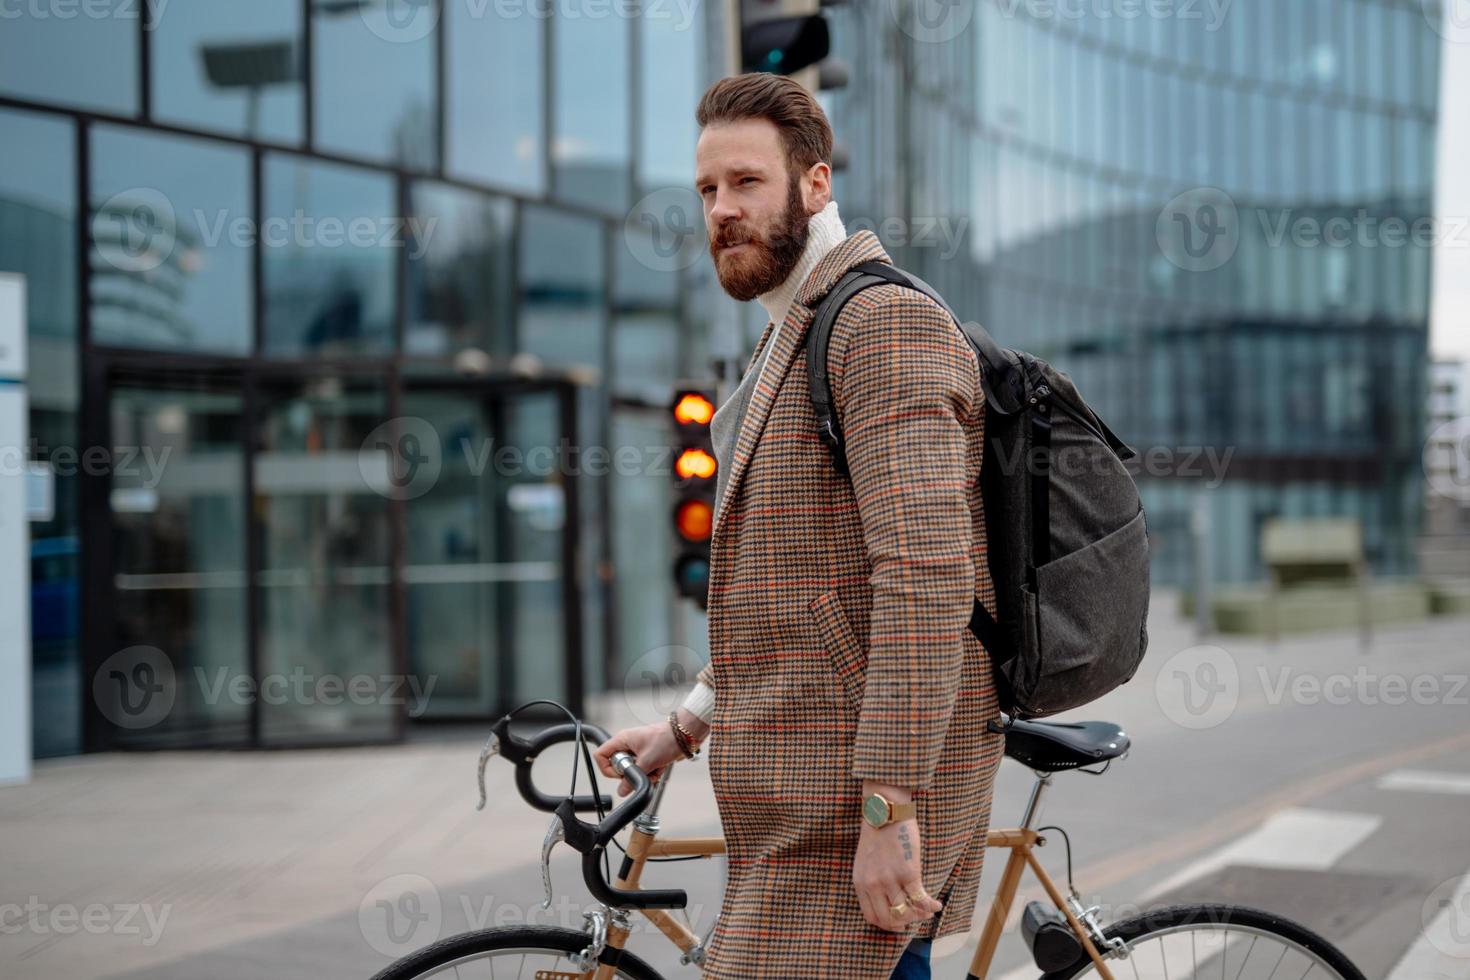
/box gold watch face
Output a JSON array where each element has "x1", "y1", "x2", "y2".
[{"x1": 862, "y1": 793, "x2": 890, "y2": 827}]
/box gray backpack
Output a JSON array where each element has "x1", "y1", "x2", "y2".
[{"x1": 805, "y1": 261, "x2": 1151, "y2": 720}]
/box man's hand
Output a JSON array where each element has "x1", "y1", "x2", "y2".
[
  {"x1": 593, "y1": 710, "x2": 708, "y2": 797},
  {"x1": 852, "y1": 781, "x2": 943, "y2": 931}
]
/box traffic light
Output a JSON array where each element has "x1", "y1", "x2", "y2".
[
  {"x1": 671, "y1": 386, "x2": 718, "y2": 607},
  {"x1": 739, "y1": 1, "x2": 851, "y2": 81},
  {"x1": 741, "y1": 11, "x2": 830, "y2": 75}
]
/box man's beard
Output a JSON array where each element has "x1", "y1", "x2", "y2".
[{"x1": 708, "y1": 176, "x2": 812, "y2": 303}]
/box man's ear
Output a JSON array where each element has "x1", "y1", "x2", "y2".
[{"x1": 804, "y1": 161, "x2": 832, "y2": 214}]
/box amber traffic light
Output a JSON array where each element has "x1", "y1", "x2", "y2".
[
  {"x1": 671, "y1": 384, "x2": 718, "y2": 607},
  {"x1": 675, "y1": 499, "x2": 714, "y2": 542}
]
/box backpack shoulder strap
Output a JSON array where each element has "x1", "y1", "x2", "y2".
[
  {"x1": 804, "y1": 262, "x2": 901, "y2": 475},
  {"x1": 805, "y1": 260, "x2": 1025, "y2": 473}
]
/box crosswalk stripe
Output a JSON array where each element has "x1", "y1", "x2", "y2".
[
  {"x1": 1142, "y1": 807, "x2": 1382, "y2": 900},
  {"x1": 1377, "y1": 769, "x2": 1470, "y2": 796},
  {"x1": 1385, "y1": 871, "x2": 1470, "y2": 979}
]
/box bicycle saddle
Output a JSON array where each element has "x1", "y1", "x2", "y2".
[{"x1": 1000, "y1": 716, "x2": 1130, "y2": 772}]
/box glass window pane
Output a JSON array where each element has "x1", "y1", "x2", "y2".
[
  {"x1": 151, "y1": 0, "x2": 303, "y2": 143},
  {"x1": 445, "y1": 0, "x2": 544, "y2": 194},
  {"x1": 261, "y1": 154, "x2": 397, "y2": 356},
  {"x1": 312, "y1": 4, "x2": 436, "y2": 168},
  {"x1": 108, "y1": 384, "x2": 249, "y2": 749},
  {"x1": 406, "y1": 181, "x2": 515, "y2": 359},
  {"x1": 638, "y1": 2, "x2": 701, "y2": 192},
  {"x1": 553, "y1": 10, "x2": 630, "y2": 213},
  {"x1": 0, "y1": 107, "x2": 81, "y2": 758},
  {"x1": 256, "y1": 381, "x2": 395, "y2": 745},
  {"x1": 0, "y1": 2, "x2": 137, "y2": 114},
  {"x1": 519, "y1": 205, "x2": 604, "y2": 370},
  {"x1": 0, "y1": 108, "x2": 76, "y2": 341},
  {"x1": 90, "y1": 126, "x2": 253, "y2": 353}
]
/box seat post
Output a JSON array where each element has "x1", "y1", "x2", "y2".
[{"x1": 1020, "y1": 772, "x2": 1052, "y2": 830}]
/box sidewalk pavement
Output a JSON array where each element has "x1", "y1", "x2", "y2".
[{"x1": 2, "y1": 593, "x2": 1466, "y2": 979}]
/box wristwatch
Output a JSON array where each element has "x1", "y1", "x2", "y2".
[{"x1": 861, "y1": 791, "x2": 917, "y2": 829}]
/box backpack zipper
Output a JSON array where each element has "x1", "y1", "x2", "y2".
[{"x1": 1030, "y1": 383, "x2": 1127, "y2": 459}]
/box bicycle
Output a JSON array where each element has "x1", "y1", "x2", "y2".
[{"x1": 371, "y1": 702, "x2": 1368, "y2": 980}]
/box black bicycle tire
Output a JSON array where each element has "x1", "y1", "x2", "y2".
[
  {"x1": 1039, "y1": 903, "x2": 1367, "y2": 980},
  {"x1": 368, "y1": 924, "x2": 667, "y2": 980}
]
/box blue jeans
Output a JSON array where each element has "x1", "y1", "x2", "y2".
[{"x1": 890, "y1": 936, "x2": 932, "y2": 980}]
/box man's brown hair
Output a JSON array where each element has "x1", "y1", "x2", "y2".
[{"x1": 696, "y1": 73, "x2": 834, "y2": 178}]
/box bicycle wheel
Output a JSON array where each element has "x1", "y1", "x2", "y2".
[
  {"x1": 369, "y1": 925, "x2": 667, "y2": 980},
  {"x1": 1042, "y1": 903, "x2": 1366, "y2": 980}
]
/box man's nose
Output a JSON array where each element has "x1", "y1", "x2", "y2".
[{"x1": 707, "y1": 189, "x2": 741, "y2": 226}]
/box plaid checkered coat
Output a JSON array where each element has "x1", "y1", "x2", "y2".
[{"x1": 694, "y1": 230, "x2": 1006, "y2": 979}]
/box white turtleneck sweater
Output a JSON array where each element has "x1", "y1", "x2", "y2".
[{"x1": 682, "y1": 199, "x2": 848, "y2": 727}]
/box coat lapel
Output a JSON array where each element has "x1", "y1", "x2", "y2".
[{"x1": 710, "y1": 230, "x2": 893, "y2": 540}]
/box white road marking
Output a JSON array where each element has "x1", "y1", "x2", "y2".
[
  {"x1": 1386, "y1": 871, "x2": 1470, "y2": 979},
  {"x1": 1141, "y1": 807, "x2": 1382, "y2": 900},
  {"x1": 1377, "y1": 768, "x2": 1470, "y2": 796}
]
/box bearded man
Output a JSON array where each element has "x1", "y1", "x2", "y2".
[{"x1": 598, "y1": 72, "x2": 1005, "y2": 980}]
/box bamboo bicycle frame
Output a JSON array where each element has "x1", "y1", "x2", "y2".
[{"x1": 586, "y1": 767, "x2": 1117, "y2": 980}]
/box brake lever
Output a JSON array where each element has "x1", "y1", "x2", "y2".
[
  {"x1": 475, "y1": 731, "x2": 501, "y2": 811},
  {"x1": 541, "y1": 812, "x2": 565, "y2": 910}
]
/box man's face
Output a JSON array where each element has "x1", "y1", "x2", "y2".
[{"x1": 696, "y1": 118, "x2": 818, "y2": 303}]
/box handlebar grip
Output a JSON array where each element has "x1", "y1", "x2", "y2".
[
  {"x1": 556, "y1": 755, "x2": 689, "y2": 910},
  {"x1": 511, "y1": 721, "x2": 616, "y2": 813}
]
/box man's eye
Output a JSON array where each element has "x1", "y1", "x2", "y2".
[{"x1": 740, "y1": 176, "x2": 757, "y2": 184}]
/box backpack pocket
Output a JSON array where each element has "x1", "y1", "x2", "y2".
[{"x1": 1027, "y1": 507, "x2": 1150, "y2": 715}]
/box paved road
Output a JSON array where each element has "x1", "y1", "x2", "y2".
[{"x1": 1, "y1": 597, "x2": 1467, "y2": 979}]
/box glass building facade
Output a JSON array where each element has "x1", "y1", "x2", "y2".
[
  {"x1": 3, "y1": 0, "x2": 726, "y2": 756},
  {"x1": 822, "y1": 0, "x2": 1440, "y2": 589},
  {"x1": 3, "y1": 0, "x2": 1442, "y2": 757}
]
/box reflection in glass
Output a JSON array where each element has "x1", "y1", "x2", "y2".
[
  {"x1": 0, "y1": 6, "x2": 137, "y2": 113},
  {"x1": 109, "y1": 386, "x2": 249, "y2": 748},
  {"x1": 402, "y1": 388, "x2": 571, "y2": 716},
  {"x1": 638, "y1": 7, "x2": 702, "y2": 191},
  {"x1": 313, "y1": 3, "x2": 436, "y2": 168},
  {"x1": 445, "y1": 1, "x2": 544, "y2": 194},
  {"x1": 255, "y1": 382, "x2": 394, "y2": 744},
  {"x1": 1, "y1": 107, "x2": 80, "y2": 756},
  {"x1": 519, "y1": 206, "x2": 604, "y2": 370},
  {"x1": 553, "y1": 10, "x2": 630, "y2": 213},
  {"x1": 90, "y1": 126, "x2": 253, "y2": 353},
  {"x1": 151, "y1": 0, "x2": 303, "y2": 143},
  {"x1": 407, "y1": 183, "x2": 514, "y2": 359},
  {"x1": 611, "y1": 411, "x2": 676, "y2": 683},
  {"x1": 262, "y1": 154, "x2": 396, "y2": 356}
]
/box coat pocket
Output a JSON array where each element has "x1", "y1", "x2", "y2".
[{"x1": 808, "y1": 589, "x2": 867, "y2": 711}]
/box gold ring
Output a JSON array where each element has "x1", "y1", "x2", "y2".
[
  {"x1": 889, "y1": 901, "x2": 908, "y2": 915},
  {"x1": 906, "y1": 889, "x2": 928, "y2": 904}
]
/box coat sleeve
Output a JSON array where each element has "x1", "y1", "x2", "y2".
[
  {"x1": 695, "y1": 662, "x2": 716, "y2": 690},
  {"x1": 829, "y1": 284, "x2": 979, "y2": 791}
]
